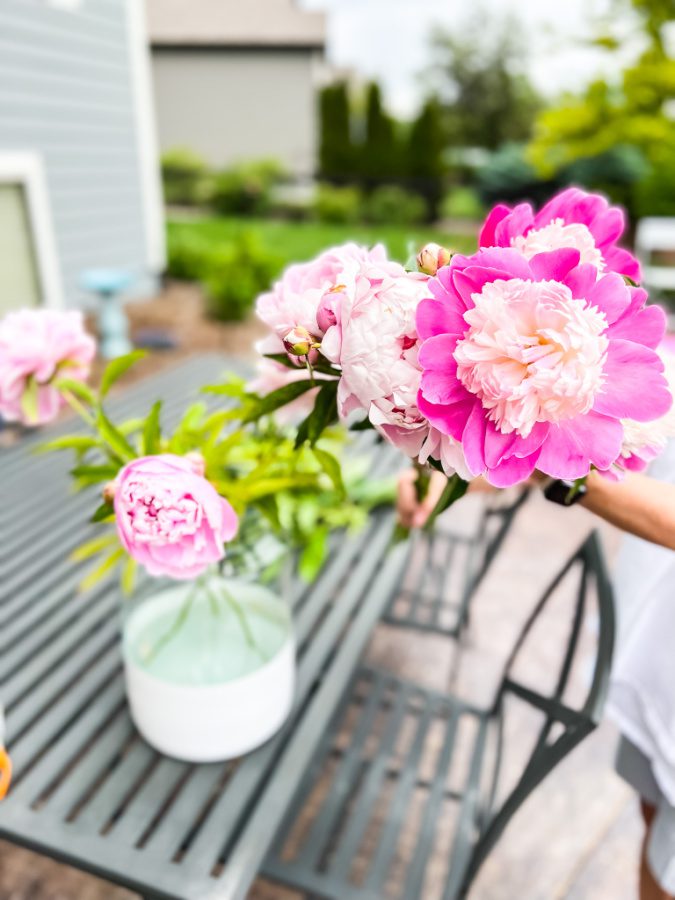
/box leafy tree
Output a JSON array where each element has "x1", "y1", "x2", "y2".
[
  {"x1": 318, "y1": 82, "x2": 354, "y2": 181},
  {"x1": 426, "y1": 17, "x2": 542, "y2": 150},
  {"x1": 528, "y1": 0, "x2": 675, "y2": 214}
]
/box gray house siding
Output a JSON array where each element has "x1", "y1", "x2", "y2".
[
  {"x1": 0, "y1": 0, "x2": 163, "y2": 307},
  {"x1": 152, "y1": 47, "x2": 319, "y2": 176}
]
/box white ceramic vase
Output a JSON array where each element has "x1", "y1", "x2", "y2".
[{"x1": 122, "y1": 577, "x2": 295, "y2": 762}]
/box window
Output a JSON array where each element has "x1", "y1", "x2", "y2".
[{"x1": 0, "y1": 153, "x2": 64, "y2": 310}]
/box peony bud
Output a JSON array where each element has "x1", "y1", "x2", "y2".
[
  {"x1": 283, "y1": 326, "x2": 315, "y2": 357},
  {"x1": 316, "y1": 286, "x2": 345, "y2": 334},
  {"x1": 417, "y1": 243, "x2": 452, "y2": 276},
  {"x1": 102, "y1": 481, "x2": 117, "y2": 503}
]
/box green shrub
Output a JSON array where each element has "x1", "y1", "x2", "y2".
[
  {"x1": 161, "y1": 148, "x2": 211, "y2": 206},
  {"x1": 210, "y1": 159, "x2": 287, "y2": 216},
  {"x1": 440, "y1": 186, "x2": 485, "y2": 220},
  {"x1": 203, "y1": 232, "x2": 280, "y2": 322},
  {"x1": 363, "y1": 185, "x2": 427, "y2": 225},
  {"x1": 166, "y1": 233, "x2": 212, "y2": 280},
  {"x1": 314, "y1": 184, "x2": 362, "y2": 224}
]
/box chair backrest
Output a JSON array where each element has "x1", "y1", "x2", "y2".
[
  {"x1": 461, "y1": 530, "x2": 615, "y2": 892},
  {"x1": 467, "y1": 488, "x2": 530, "y2": 598}
]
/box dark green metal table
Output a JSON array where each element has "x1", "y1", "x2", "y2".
[{"x1": 0, "y1": 356, "x2": 409, "y2": 900}]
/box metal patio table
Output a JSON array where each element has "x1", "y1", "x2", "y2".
[{"x1": 0, "y1": 355, "x2": 409, "y2": 900}]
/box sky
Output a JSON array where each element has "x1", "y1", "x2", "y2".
[{"x1": 298, "y1": 0, "x2": 641, "y2": 117}]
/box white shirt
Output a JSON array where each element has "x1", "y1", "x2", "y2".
[{"x1": 607, "y1": 438, "x2": 675, "y2": 804}]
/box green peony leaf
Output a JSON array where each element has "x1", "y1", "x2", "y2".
[
  {"x1": 142, "y1": 401, "x2": 162, "y2": 455},
  {"x1": 313, "y1": 447, "x2": 345, "y2": 497},
  {"x1": 294, "y1": 381, "x2": 339, "y2": 448},
  {"x1": 97, "y1": 409, "x2": 137, "y2": 462},
  {"x1": 100, "y1": 351, "x2": 147, "y2": 397}
]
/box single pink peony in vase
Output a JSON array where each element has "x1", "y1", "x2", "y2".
[
  {"x1": 114, "y1": 454, "x2": 238, "y2": 580},
  {"x1": 416, "y1": 247, "x2": 671, "y2": 486},
  {"x1": 0, "y1": 308, "x2": 96, "y2": 426},
  {"x1": 479, "y1": 187, "x2": 641, "y2": 282}
]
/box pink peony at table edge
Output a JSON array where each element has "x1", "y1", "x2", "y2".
[{"x1": 0, "y1": 308, "x2": 96, "y2": 427}]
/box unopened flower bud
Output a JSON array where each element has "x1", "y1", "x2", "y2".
[
  {"x1": 185, "y1": 451, "x2": 206, "y2": 477},
  {"x1": 316, "y1": 286, "x2": 344, "y2": 334},
  {"x1": 417, "y1": 243, "x2": 452, "y2": 276},
  {"x1": 102, "y1": 481, "x2": 117, "y2": 503},
  {"x1": 283, "y1": 326, "x2": 315, "y2": 357}
]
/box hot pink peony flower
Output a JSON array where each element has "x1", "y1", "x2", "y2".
[
  {"x1": 479, "y1": 187, "x2": 641, "y2": 282},
  {"x1": 611, "y1": 344, "x2": 675, "y2": 474},
  {"x1": 256, "y1": 243, "x2": 395, "y2": 347},
  {"x1": 416, "y1": 247, "x2": 671, "y2": 486},
  {"x1": 114, "y1": 454, "x2": 238, "y2": 580},
  {"x1": 0, "y1": 309, "x2": 96, "y2": 426}
]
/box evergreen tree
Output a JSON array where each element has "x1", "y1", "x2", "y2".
[
  {"x1": 361, "y1": 82, "x2": 398, "y2": 184},
  {"x1": 407, "y1": 97, "x2": 445, "y2": 217},
  {"x1": 318, "y1": 82, "x2": 353, "y2": 182}
]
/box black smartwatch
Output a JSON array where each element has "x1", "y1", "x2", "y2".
[{"x1": 543, "y1": 478, "x2": 588, "y2": 507}]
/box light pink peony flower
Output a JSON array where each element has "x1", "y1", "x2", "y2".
[
  {"x1": 479, "y1": 187, "x2": 641, "y2": 282},
  {"x1": 114, "y1": 454, "x2": 238, "y2": 580},
  {"x1": 416, "y1": 247, "x2": 671, "y2": 486},
  {"x1": 256, "y1": 243, "x2": 395, "y2": 347},
  {"x1": 319, "y1": 259, "x2": 467, "y2": 471},
  {"x1": 0, "y1": 309, "x2": 96, "y2": 426}
]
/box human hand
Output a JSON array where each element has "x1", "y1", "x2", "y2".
[{"x1": 396, "y1": 469, "x2": 449, "y2": 529}]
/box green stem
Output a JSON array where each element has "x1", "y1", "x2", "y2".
[
  {"x1": 61, "y1": 389, "x2": 96, "y2": 428},
  {"x1": 145, "y1": 580, "x2": 200, "y2": 662},
  {"x1": 218, "y1": 583, "x2": 265, "y2": 661},
  {"x1": 306, "y1": 355, "x2": 316, "y2": 387}
]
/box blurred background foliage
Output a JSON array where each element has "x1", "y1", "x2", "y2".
[{"x1": 160, "y1": 0, "x2": 674, "y2": 321}]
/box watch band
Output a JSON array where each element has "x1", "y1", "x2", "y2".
[{"x1": 543, "y1": 478, "x2": 588, "y2": 507}]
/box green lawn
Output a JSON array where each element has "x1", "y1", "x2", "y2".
[{"x1": 167, "y1": 215, "x2": 476, "y2": 272}]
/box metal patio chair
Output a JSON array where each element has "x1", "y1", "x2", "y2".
[
  {"x1": 383, "y1": 489, "x2": 530, "y2": 638},
  {"x1": 262, "y1": 530, "x2": 614, "y2": 900}
]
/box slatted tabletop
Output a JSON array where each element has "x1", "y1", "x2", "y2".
[{"x1": 0, "y1": 355, "x2": 409, "y2": 900}]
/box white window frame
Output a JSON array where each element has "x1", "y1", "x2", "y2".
[
  {"x1": 0, "y1": 152, "x2": 64, "y2": 309},
  {"x1": 125, "y1": 0, "x2": 166, "y2": 272}
]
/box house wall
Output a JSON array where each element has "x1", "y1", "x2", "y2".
[
  {"x1": 151, "y1": 48, "x2": 318, "y2": 176},
  {"x1": 0, "y1": 0, "x2": 165, "y2": 308}
]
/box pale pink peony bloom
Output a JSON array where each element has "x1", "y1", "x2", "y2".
[
  {"x1": 0, "y1": 308, "x2": 96, "y2": 426},
  {"x1": 319, "y1": 259, "x2": 468, "y2": 470},
  {"x1": 416, "y1": 247, "x2": 671, "y2": 486},
  {"x1": 479, "y1": 187, "x2": 641, "y2": 281},
  {"x1": 114, "y1": 454, "x2": 238, "y2": 580},
  {"x1": 454, "y1": 278, "x2": 609, "y2": 438},
  {"x1": 256, "y1": 242, "x2": 393, "y2": 345},
  {"x1": 321, "y1": 261, "x2": 426, "y2": 427}
]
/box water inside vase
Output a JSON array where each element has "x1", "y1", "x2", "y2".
[{"x1": 126, "y1": 584, "x2": 291, "y2": 686}]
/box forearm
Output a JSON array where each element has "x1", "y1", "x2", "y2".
[{"x1": 581, "y1": 471, "x2": 675, "y2": 551}]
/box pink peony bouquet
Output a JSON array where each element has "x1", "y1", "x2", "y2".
[{"x1": 246, "y1": 187, "x2": 673, "y2": 515}]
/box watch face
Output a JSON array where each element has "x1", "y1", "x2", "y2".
[{"x1": 544, "y1": 479, "x2": 587, "y2": 507}]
